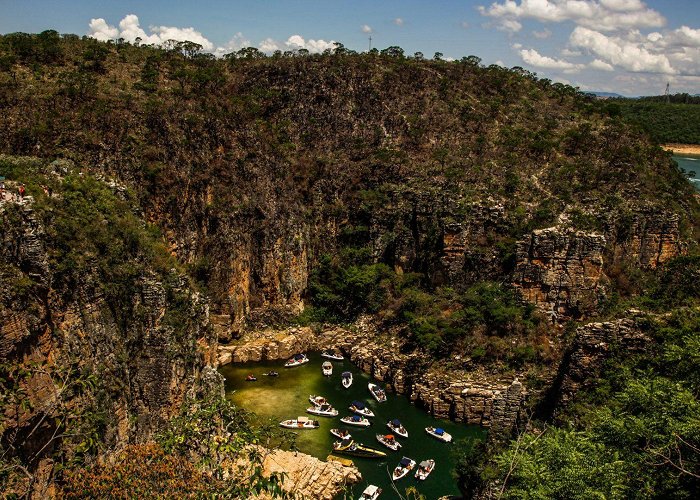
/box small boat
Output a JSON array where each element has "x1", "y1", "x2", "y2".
[
  {"x1": 415, "y1": 459, "x2": 435, "y2": 480},
  {"x1": 425, "y1": 427, "x2": 452, "y2": 442},
  {"x1": 321, "y1": 350, "x2": 344, "y2": 361},
  {"x1": 262, "y1": 371, "x2": 279, "y2": 377},
  {"x1": 322, "y1": 361, "x2": 333, "y2": 376},
  {"x1": 245, "y1": 374, "x2": 257, "y2": 382},
  {"x1": 279, "y1": 416, "x2": 320, "y2": 429},
  {"x1": 307, "y1": 403, "x2": 339, "y2": 417},
  {"x1": 387, "y1": 419, "x2": 408, "y2": 438},
  {"x1": 376, "y1": 434, "x2": 401, "y2": 451},
  {"x1": 359, "y1": 484, "x2": 382, "y2": 499},
  {"x1": 340, "y1": 415, "x2": 371, "y2": 427},
  {"x1": 349, "y1": 401, "x2": 374, "y2": 418},
  {"x1": 368, "y1": 383, "x2": 387, "y2": 402},
  {"x1": 309, "y1": 395, "x2": 328, "y2": 407},
  {"x1": 330, "y1": 428, "x2": 352, "y2": 440},
  {"x1": 284, "y1": 353, "x2": 309, "y2": 367},
  {"x1": 333, "y1": 438, "x2": 386, "y2": 459},
  {"x1": 342, "y1": 371, "x2": 353, "y2": 389},
  {"x1": 392, "y1": 457, "x2": 416, "y2": 481}
]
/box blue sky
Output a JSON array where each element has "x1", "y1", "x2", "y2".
[{"x1": 1, "y1": 1, "x2": 699, "y2": 96}]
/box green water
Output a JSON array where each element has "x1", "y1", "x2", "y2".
[
  {"x1": 673, "y1": 154, "x2": 700, "y2": 191},
  {"x1": 220, "y1": 352, "x2": 486, "y2": 499}
]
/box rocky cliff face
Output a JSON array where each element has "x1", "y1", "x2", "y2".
[
  {"x1": 0, "y1": 169, "x2": 217, "y2": 495},
  {"x1": 218, "y1": 320, "x2": 527, "y2": 433},
  {"x1": 513, "y1": 227, "x2": 607, "y2": 320},
  {"x1": 545, "y1": 314, "x2": 650, "y2": 417}
]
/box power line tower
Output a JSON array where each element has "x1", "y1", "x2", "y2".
[
  {"x1": 665, "y1": 82, "x2": 670, "y2": 103},
  {"x1": 368, "y1": 35, "x2": 372, "y2": 52}
]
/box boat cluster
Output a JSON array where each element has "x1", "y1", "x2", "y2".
[{"x1": 265, "y1": 352, "x2": 452, "y2": 498}]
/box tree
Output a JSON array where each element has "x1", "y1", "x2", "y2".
[{"x1": 380, "y1": 46, "x2": 405, "y2": 58}]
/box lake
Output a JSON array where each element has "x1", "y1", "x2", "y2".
[
  {"x1": 673, "y1": 154, "x2": 700, "y2": 191},
  {"x1": 220, "y1": 352, "x2": 487, "y2": 499}
]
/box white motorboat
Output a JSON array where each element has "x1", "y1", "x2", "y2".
[
  {"x1": 425, "y1": 427, "x2": 452, "y2": 442},
  {"x1": 387, "y1": 419, "x2": 408, "y2": 438},
  {"x1": 306, "y1": 403, "x2": 338, "y2": 417},
  {"x1": 284, "y1": 353, "x2": 309, "y2": 367},
  {"x1": 376, "y1": 434, "x2": 402, "y2": 451},
  {"x1": 391, "y1": 457, "x2": 416, "y2": 481},
  {"x1": 349, "y1": 401, "x2": 374, "y2": 418},
  {"x1": 342, "y1": 371, "x2": 353, "y2": 389},
  {"x1": 359, "y1": 485, "x2": 382, "y2": 499},
  {"x1": 321, "y1": 350, "x2": 344, "y2": 361},
  {"x1": 368, "y1": 383, "x2": 387, "y2": 402},
  {"x1": 322, "y1": 361, "x2": 333, "y2": 376},
  {"x1": 309, "y1": 395, "x2": 328, "y2": 407},
  {"x1": 415, "y1": 459, "x2": 435, "y2": 480},
  {"x1": 340, "y1": 415, "x2": 371, "y2": 427},
  {"x1": 279, "y1": 416, "x2": 319, "y2": 429},
  {"x1": 330, "y1": 428, "x2": 352, "y2": 440}
]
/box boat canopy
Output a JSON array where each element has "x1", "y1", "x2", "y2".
[
  {"x1": 435, "y1": 428, "x2": 445, "y2": 435},
  {"x1": 399, "y1": 457, "x2": 412, "y2": 467},
  {"x1": 298, "y1": 416, "x2": 309, "y2": 422},
  {"x1": 385, "y1": 435, "x2": 394, "y2": 440},
  {"x1": 391, "y1": 419, "x2": 401, "y2": 426},
  {"x1": 294, "y1": 353, "x2": 305, "y2": 360},
  {"x1": 342, "y1": 371, "x2": 351, "y2": 377},
  {"x1": 364, "y1": 485, "x2": 379, "y2": 495},
  {"x1": 351, "y1": 401, "x2": 365, "y2": 409},
  {"x1": 419, "y1": 460, "x2": 432, "y2": 468},
  {"x1": 352, "y1": 415, "x2": 362, "y2": 422}
]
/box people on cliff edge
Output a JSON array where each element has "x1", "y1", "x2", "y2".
[{"x1": 18, "y1": 184, "x2": 25, "y2": 198}]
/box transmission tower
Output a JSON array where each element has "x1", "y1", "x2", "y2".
[{"x1": 665, "y1": 82, "x2": 670, "y2": 103}]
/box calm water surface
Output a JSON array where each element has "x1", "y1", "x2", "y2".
[
  {"x1": 673, "y1": 154, "x2": 700, "y2": 191},
  {"x1": 220, "y1": 353, "x2": 486, "y2": 499}
]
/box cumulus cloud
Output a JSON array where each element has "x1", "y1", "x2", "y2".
[
  {"x1": 590, "y1": 58, "x2": 615, "y2": 70},
  {"x1": 570, "y1": 26, "x2": 676, "y2": 73},
  {"x1": 478, "y1": 0, "x2": 665, "y2": 32},
  {"x1": 285, "y1": 35, "x2": 336, "y2": 53},
  {"x1": 88, "y1": 14, "x2": 213, "y2": 50},
  {"x1": 520, "y1": 48, "x2": 583, "y2": 71},
  {"x1": 213, "y1": 32, "x2": 252, "y2": 57},
  {"x1": 361, "y1": 24, "x2": 373, "y2": 34},
  {"x1": 393, "y1": 18, "x2": 404, "y2": 26},
  {"x1": 533, "y1": 28, "x2": 552, "y2": 39}
]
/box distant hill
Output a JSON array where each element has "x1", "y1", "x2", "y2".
[{"x1": 587, "y1": 91, "x2": 626, "y2": 99}]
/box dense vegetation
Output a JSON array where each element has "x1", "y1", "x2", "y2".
[
  {"x1": 1, "y1": 32, "x2": 699, "y2": 498},
  {"x1": 458, "y1": 257, "x2": 700, "y2": 499},
  {"x1": 608, "y1": 95, "x2": 700, "y2": 145}
]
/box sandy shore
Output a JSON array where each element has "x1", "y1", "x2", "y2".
[{"x1": 662, "y1": 143, "x2": 700, "y2": 155}]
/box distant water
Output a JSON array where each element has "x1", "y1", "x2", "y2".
[
  {"x1": 673, "y1": 154, "x2": 700, "y2": 191},
  {"x1": 220, "y1": 352, "x2": 486, "y2": 499}
]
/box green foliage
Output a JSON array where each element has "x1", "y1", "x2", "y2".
[{"x1": 613, "y1": 98, "x2": 700, "y2": 145}]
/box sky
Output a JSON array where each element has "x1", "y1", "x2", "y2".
[{"x1": 1, "y1": 0, "x2": 699, "y2": 96}]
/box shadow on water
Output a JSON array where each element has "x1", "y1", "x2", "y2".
[{"x1": 220, "y1": 352, "x2": 487, "y2": 499}]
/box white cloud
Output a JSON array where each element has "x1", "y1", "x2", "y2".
[
  {"x1": 214, "y1": 32, "x2": 252, "y2": 57},
  {"x1": 590, "y1": 58, "x2": 615, "y2": 71},
  {"x1": 259, "y1": 38, "x2": 281, "y2": 53},
  {"x1": 393, "y1": 18, "x2": 404, "y2": 26},
  {"x1": 361, "y1": 24, "x2": 373, "y2": 34},
  {"x1": 520, "y1": 48, "x2": 583, "y2": 71},
  {"x1": 512, "y1": 42, "x2": 523, "y2": 49},
  {"x1": 478, "y1": 0, "x2": 666, "y2": 32},
  {"x1": 88, "y1": 14, "x2": 213, "y2": 50},
  {"x1": 285, "y1": 35, "x2": 336, "y2": 53},
  {"x1": 496, "y1": 18, "x2": 523, "y2": 32},
  {"x1": 533, "y1": 28, "x2": 552, "y2": 39},
  {"x1": 570, "y1": 26, "x2": 676, "y2": 73},
  {"x1": 88, "y1": 18, "x2": 118, "y2": 42}
]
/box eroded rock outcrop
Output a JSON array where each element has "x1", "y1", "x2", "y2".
[{"x1": 513, "y1": 227, "x2": 606, "y2": 320}]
